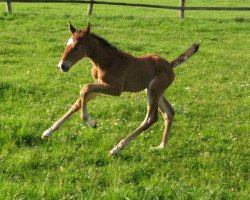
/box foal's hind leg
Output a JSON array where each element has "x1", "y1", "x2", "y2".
[
  {"x1": 109, "y1": 82, "x2": 163, "y2": 156},
  {"x1": 41, "y1": 93, "x2": 97, "y2": 139},
  {"x1": 154, "y1": 96, "x2": 175, "y2": 149}
]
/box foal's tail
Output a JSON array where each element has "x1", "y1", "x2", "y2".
[{"x1": 170, "y1": 43, "x2": 200, "y2": 68}]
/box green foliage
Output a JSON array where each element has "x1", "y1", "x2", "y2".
[{"x1": 0, "y1": 1, "x2": 249, "y2": 199}]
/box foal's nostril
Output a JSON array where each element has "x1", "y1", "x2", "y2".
[
  {"x1": 58, "y1": 60, "x2": 69, "y2": 72},
  {"x1": 61, "y1": 64, "x2": 69, "y2": 72},
  {"x1": 61, "y1": 64, "x2": 66, "y2": 70}
]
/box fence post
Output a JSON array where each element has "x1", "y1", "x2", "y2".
[
  {"x1": 179, "y1": 0, "x2": 185, "y2": 18},
  {"x1": 6, "y1": 0, "x2": 12, "y2": 13},
  {"x1": 87, "y1": 0, "x2": 94, "y2": 16}
]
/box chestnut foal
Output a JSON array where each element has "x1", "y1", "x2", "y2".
[{"x1": 42, "y1": 22, "x2": 199, "y2": 156}]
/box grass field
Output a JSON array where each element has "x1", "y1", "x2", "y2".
[{"x1": 0, "y1": 1, "x2": 250, "y2": 199}]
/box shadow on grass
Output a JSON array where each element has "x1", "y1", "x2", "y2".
[{"x1": 15, "y1": 134, "x2": 43, "y2": 148}]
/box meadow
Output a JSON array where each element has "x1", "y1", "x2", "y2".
[{"x1": 0, "y1": 0, "x2": 249, "y2": 199}]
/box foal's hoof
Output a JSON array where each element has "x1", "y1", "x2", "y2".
[
  {"x1": 108, "y1": 141, "x2": 126, "y2": 156},
  {"x1": 108, "y1": 151, "x2": 115, "y2": 157},
  {"x1": 41, "y1": 128, "x2": 53, "y2": 139},
  {"x1": 108, "y1": 147, "x2": 119, "y2": 157},
  {"x1": 86, "y1": 117, "x2": 97, "y2": 128},
  {"x1": 150, "y1": 143, "x2": 167, "y2": 150},
  {"x1": 108, "y1": 149, "x2": 119, "y2": 157}
]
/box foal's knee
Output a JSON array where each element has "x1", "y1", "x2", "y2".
[
  {"x1": 151, "y1": 112, "x2": 158, "y2": 124},
  {"x1": 164, "y1": 106, "x2": 175, "y2": 123},
  {"x1": 80, "y1": 85, "x2": 91, "y2": 97},
  {"x1": 71, "y1": 99, "x2": 81, "y2": 111},
  {"x1": 168, "y1": 109, "x2": 175, "y2": 121},
  {"x1": 170, "y1": 107, "x2": 175, "y2": 119},
  {"x1": 145, "y1": 113, "x2": 158, "y2": 128}
]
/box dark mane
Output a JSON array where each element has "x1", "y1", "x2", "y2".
[{"x1": 90, "y1": 33, "x2": 119, "y2": 51}]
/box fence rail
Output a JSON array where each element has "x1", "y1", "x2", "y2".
[{"x1": 5, "y1": 0, "x2": 250, "y2": 18}]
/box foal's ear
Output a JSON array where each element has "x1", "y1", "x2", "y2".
[
  {"x1": 68, "y1": 21, "x2": 76, "y2": 34},
  {"x1": 81, "y1": 22, "x2": 91, "y2": 37}
]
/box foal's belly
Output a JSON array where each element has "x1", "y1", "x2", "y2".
[
  {"x1": 123, "y1": 65, "x2": 155, "y2": 92},
  {"x1": 123, "y1": 79, "x2": 149, "y2": 92}
]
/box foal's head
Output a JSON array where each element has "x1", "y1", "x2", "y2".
[{"x1": 58, "y1": 22, "x2": 91, "y2": 72}]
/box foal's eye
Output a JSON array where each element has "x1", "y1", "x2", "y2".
[{"x1": 73, "y1": 45, "x2": 79, "y2": 51}]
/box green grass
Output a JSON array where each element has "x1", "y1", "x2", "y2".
[{"x1": 0, "y1": 1, "x2": 250, "y2": 199}]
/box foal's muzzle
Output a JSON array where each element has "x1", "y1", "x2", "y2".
[
  {"x1": 58, "y1": 60, "x2": 70, "y2": 72},
  {"x1": 61, "y1": 64, "x2": 69, "y2": 72}
]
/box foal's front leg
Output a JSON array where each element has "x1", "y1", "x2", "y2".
[
  {"x1": 41, "y1": 93, "x2": 97, "y2": 139},
  {"x1": 41, "y1": 98, "x2": 81, "y2": 139},
  {"x1": 80, "y1": 83, "x2": 121, "y2": 127}
]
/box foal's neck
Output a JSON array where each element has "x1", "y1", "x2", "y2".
[{"x1": 86, "y1": 37, "x2": 121, "y2": 69}]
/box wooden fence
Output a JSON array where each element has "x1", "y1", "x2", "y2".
[{"x1": 5, "y1": 0, "x2": 250, "y2": 19}]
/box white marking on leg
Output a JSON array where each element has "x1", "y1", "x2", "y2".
[
  {"x1": 67, "y1": 37, "x2": 74, "y2": 46},
  {"x1": 151, "y1": 143, "x2": 166, "y2": 150},
  {"x1": 109, "y1": 146, "x2": 121, "y2": 156},
  {"x1": 158, "y1": 143, "x2": 166, "y2": 149},
  {"x1": 41, "y1": 128, "x2": 53, "y2": 139},
  {"x1": 109, "y1": 140, "x2": 127, "y2": 156}
]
